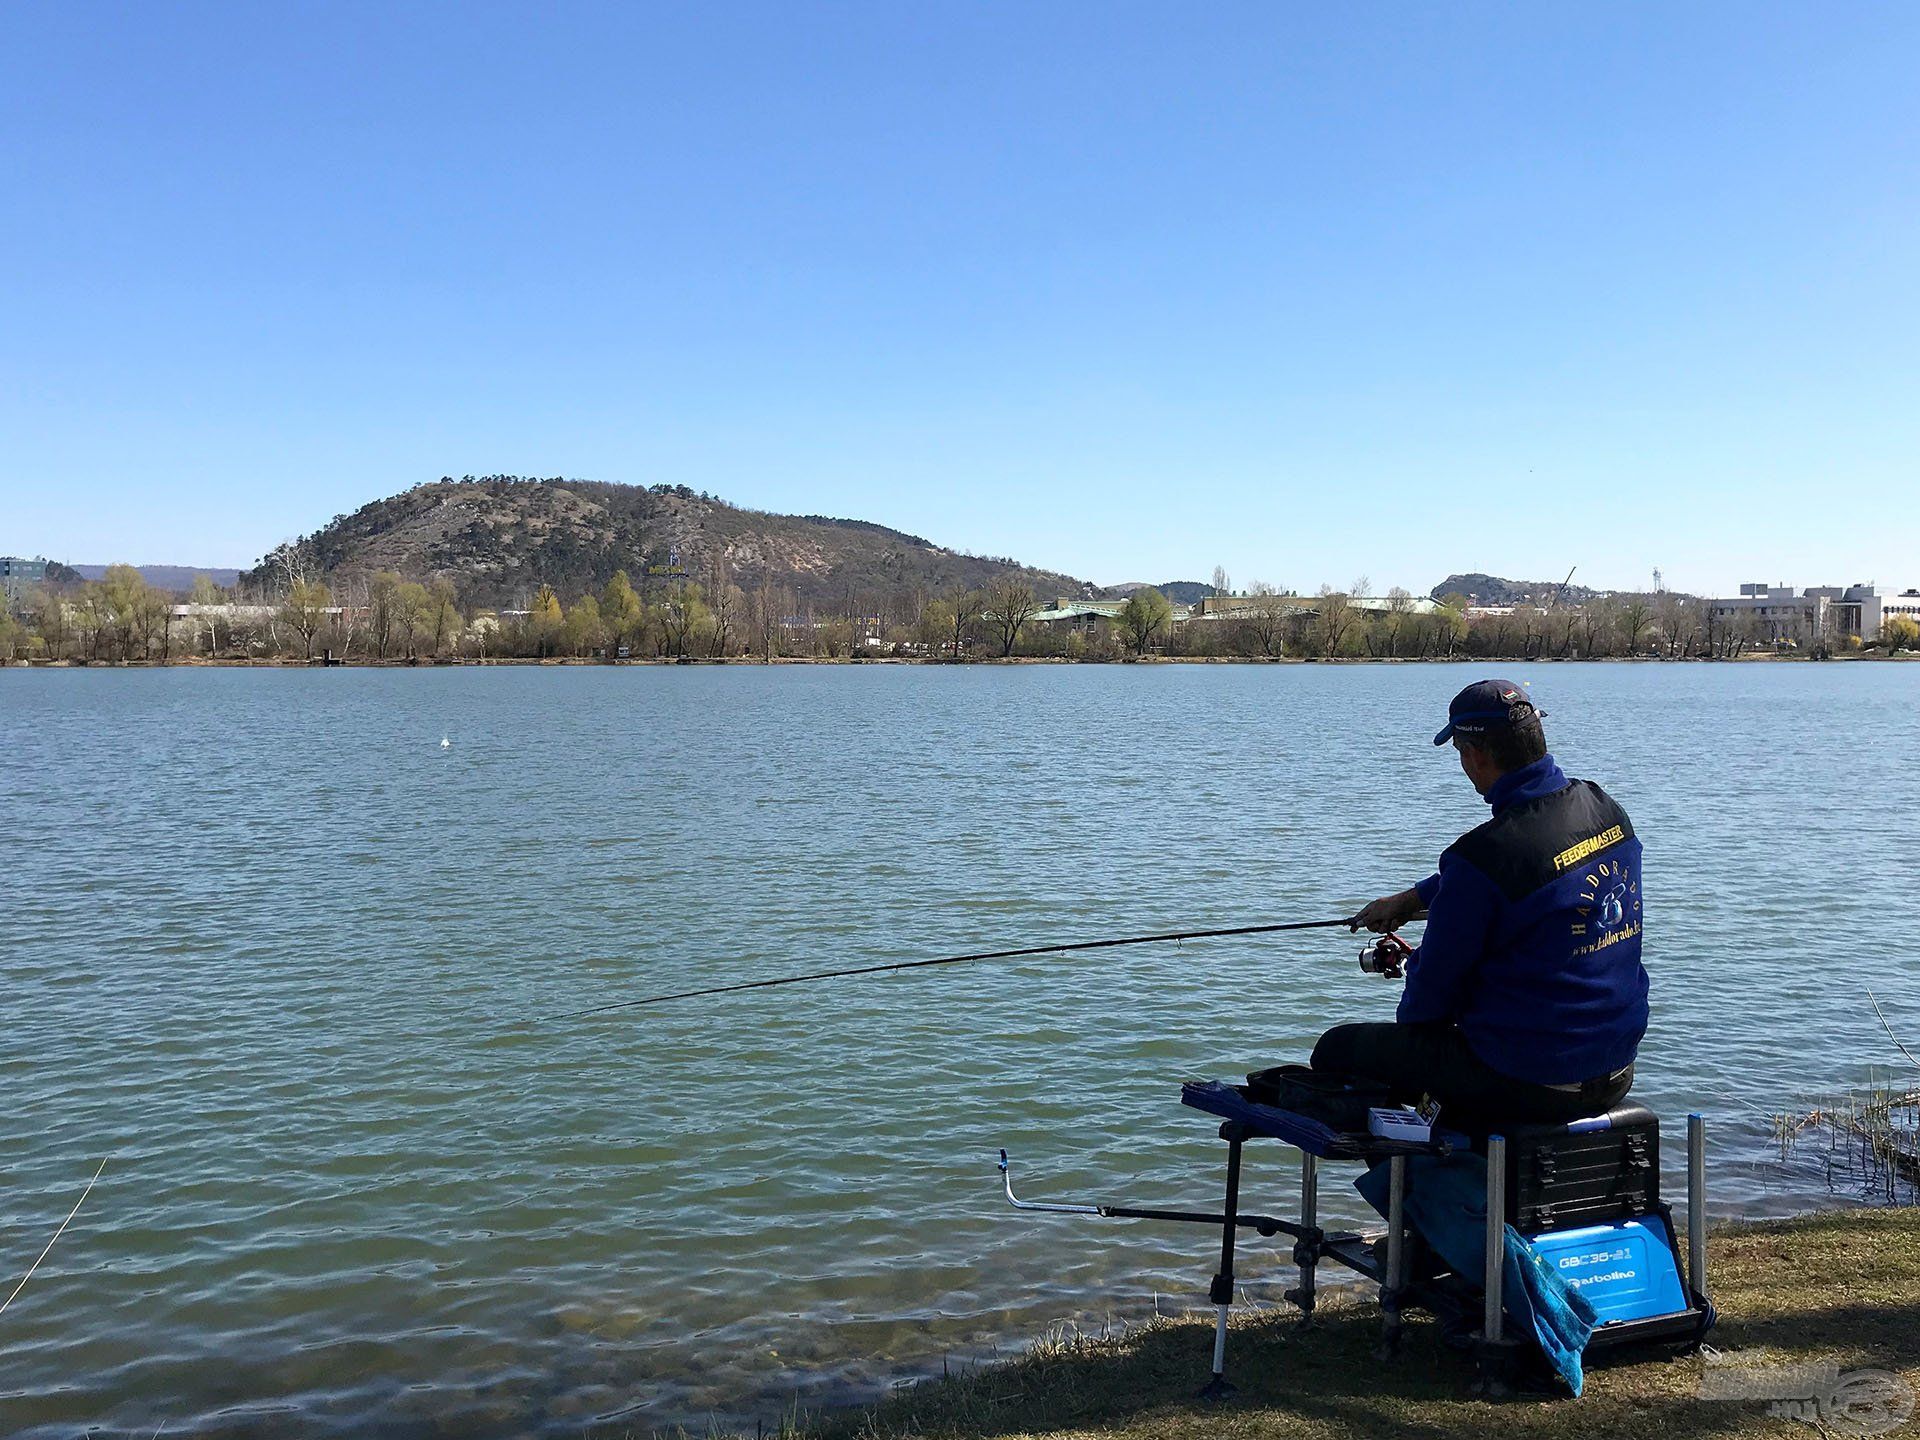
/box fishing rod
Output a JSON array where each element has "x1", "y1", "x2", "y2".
[{"x1": 554, "y1": 915, "x2": 1362, "y2": 1019}]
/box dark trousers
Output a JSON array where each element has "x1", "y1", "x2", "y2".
[{"x1": 1310, "y1": 1021, "x2": 1633, "y2": 1128}]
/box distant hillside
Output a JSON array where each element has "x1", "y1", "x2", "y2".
[
  {"x1": 1102, "y1": 580, "x2": 1217, "y2": 605},
  {"x1": 1429, "y1": 572, "x2": 1599, "y2": 607},
  {"x1": 244, "y1": 477, "x2": 1094, "y2": 610},
  {"x1": 71, "y1": 563, "x2": 242, "y2": 591}
]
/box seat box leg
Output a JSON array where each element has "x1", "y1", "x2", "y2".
[
  {"x1": 1198, "y1": 1131, "x2": 1244, "y2": 1400},
  {"x1": 1284, "y1": 1152, "x2": 1319, "y2": 1325},
  {"x1": 1376, "y1": 1153, "x2": 1407, "y2": 1358},
  {"x1": 1473, "y1": 1132, "x2": 1523, "y2": 1396}
]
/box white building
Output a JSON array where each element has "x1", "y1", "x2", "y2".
[
  {"x1": 1028, "y1": 592, "x2": 1439, "y2": 631},
  {"x1": 1708, "y1": 583, "x2": 1913, "y2": 643},
  {"x1": 1882, "y1": 589, "x2": 1920, "y2": 628}
]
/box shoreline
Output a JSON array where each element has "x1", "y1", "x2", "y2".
[
  {"x1": 781, "y1": 1208, "x2": 1920, "y2": 1440},
  {"x1": 8, "y1": 652, "x2": 1915, "y2": 669}
]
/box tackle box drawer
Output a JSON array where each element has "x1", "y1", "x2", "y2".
[{"x1": 1483, "y1": 1104, "x2": 1660, "y2": 1235}]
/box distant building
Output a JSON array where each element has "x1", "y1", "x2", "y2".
[
  {"x1": 1192, "y1": 592, "x2": 1440, "y2": 620},
  {"x1": 1708, "y1": 582, "x2": 1913, "y2": 643},
  {"x1": 1028, "y1": 597, "x2": 1196, "y2": 631},
  {"x1": 1191, "y1": 594, "x2": 1313, "y2": 621},
  {"x1": 1, "y1": 556, "x2": 51, "y2": 603},
  {"x1": 168, "y1": 603, "x2": 283, "y2": 623},
  {"x1": 1345, "y1": 594, "x2": 1443, "y2": 618},
  {"x1": 1027, "y1": 591, "x2": 1439, "y2": 633},
  {"x1": 1886, "y1": 590, "x2": 1920, "y2": 628}
]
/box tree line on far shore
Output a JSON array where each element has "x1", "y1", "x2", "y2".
[{"x1": 4, "y1": 563, "x2": 1914, "y2": 664}]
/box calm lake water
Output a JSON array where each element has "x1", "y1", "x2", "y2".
[{"x1": 4, "y1": 662, "x2": 1917, "y2": 1437}]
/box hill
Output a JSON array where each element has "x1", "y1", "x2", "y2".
[
  {"x1": 1103, "y1": 580, "x2": 1217, "y2": 604},
  {"x1": 1428, "y1": 572, "x2": 1599, "y2": 607},
  {"x1": 245, "y1": 476, "x2": 1094, "y2": 611},
  {"x1": 71, "y1": 563, "x2": 242, "y2": 591}
]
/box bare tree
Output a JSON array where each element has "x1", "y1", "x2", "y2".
[
  {"x1": 1116, "y1": 588, "x2": 1173, "y2": 655},
  {"x1": 939, "y1": 589, "x2": 985, "y2": 658},
  {"x1": 1618, "y1": 599, "x2": 1653, "y2": 656},
  {"x1": 601, "y1": 571, "x2": 643, "y2": 656},
  {"x1": 711, "y1": 581, "x2": 742, "y2": 656},
  {"x1": 429, "y1": 578, "x2": 459, "y2": 656},
  {"x1": 1377, "y1": 587, "x2": 1414, "y2": 656},
  {"x1": 394, "y1": 582, "x2": 428, "y2": 658},
  {"x1": 1579, "y1": 597, "x2": 1615, "y2": 657},
  {"x1": 1670, "y1": 596, "x2": 1707, "y2": 658},
  {"x1": 983, "y1": 578, "x2": 1039, "y2": 657},
  {"x1": 1315, "y1": 584, "x2": 1357, "y2": 657},
  {"x1": 1238, "y1": 582, "x2": 1292, "y2": 658},
  {"x1": 748, "y1": 582, "x2": 785, "y2": 662},
  {"x1": 74, "y1": 585, "x2": 110, "y2": 660},
  {"x1": 1654, "y1": 590, "x2": 1686, "y2": 658},
  {"x1": 34, "y1": 587, "x2": 70, "y2": 660},
  {"x1": 281, "y1": 581, "x2": 331, "y2": 660},
  {"x1": 1811, "y1": 602, "x2": 1843, "y2": 658},
  {"x1": 1472, "y1": 612, "x2": 1514, "y2": 657},
  {"x1": 99, "y1": 565, "x2": 144, "y2": 659},
  {"x1": 661, "y1": 581, "x2": 709, "y2": 657},
  {"x1": 561, "y1": 594, "x2": 603, "y2": 657},
  {"x1": 133, "y1": 583, "x2": 171, "y2": 663},
  {"x1": 331, "y1": 573, "x2": 364, "y2": 660},
  {"x1": 266, "y1": 542, "x2": 310, "y2": 593},
  {"x1": 1211, "y1": 565, "x2": 1231, "y2": 598},
  {"x1": 369, "y1": 572, "x2": 399, "y2": 657},
  {"x1": 707, "y1": 555, "x2": 741, "y2": 656},
  {"x1": 1425, "y1": 596, "x2": 1468, "y2": 658},
  {"x1": 187, "y1": 574, "x2": 212, "y2": 656},
  {"x1": 1549, "y1": 603, "x2": 1579, "y2": 657},
  {"x1": 1514, "y1": 605, "x2": 1545, "y2": 658}
]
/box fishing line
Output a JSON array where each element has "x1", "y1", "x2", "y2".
[
  {"x1": 0, "y1": 1155, "x2": 110, "y2": 1319},
  {"x1": 553, "y1": 915, "x2": 1359, "y2": 1019}
]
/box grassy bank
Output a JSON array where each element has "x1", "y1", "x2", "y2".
[{"x1": 785, "y1": 1210, "x2": 1918, "y2": 1440}]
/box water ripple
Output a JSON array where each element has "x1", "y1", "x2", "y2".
[{"x1": 1, "y1": 662, "x2": 1915, "y2": 1436}]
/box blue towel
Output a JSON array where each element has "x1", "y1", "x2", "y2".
[{"x1": 1356, "y1": 1153, "x2": 1598, "y2": 1394}]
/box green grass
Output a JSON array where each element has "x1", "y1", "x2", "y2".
[{"x1": 771, "y1": 1210, "x2": 1920, "y2": 1440}]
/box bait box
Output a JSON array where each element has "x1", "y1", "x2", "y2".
[{"x1": 1366, "y1": 1106, "x2": 1435, "y2": 1142}]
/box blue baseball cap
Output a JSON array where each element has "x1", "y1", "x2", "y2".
[{"x1": 1434, "y1": 678, "x2": 1546, "y2": 746}]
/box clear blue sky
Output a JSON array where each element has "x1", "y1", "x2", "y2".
[{"x1": 5, "y1": 2, "x2": 1915, "y2": 595}]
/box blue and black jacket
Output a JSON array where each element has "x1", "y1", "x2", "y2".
[{"x1": 1401, "y1": 754, "x2": 1649, "y2": 1086}]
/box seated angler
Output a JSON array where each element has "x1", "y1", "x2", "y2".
[{"x1": 1314, "y1": 680, "x2": 1649, "y2": 1126}]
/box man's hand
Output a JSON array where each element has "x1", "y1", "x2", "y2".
[{"x1": 1350, "y1": 887, "x2": 1426, "y2": 933}]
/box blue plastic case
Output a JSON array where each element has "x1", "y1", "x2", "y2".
[{"x1": 1524, "y1": 1211, "x2": 1689, "y2": 1325}]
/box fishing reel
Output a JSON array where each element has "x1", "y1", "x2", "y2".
[{"x1": 1358, "y1": 932, "x2": 1411, "y2": 979}]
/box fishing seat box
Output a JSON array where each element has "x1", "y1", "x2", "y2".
[
  {"x1": 1463, "y1": 1103, "x2": 1707, "y2": 1350},
  {"x1": 1474, "y1": 1102, "x2": 1660, "y2": 1234}
]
